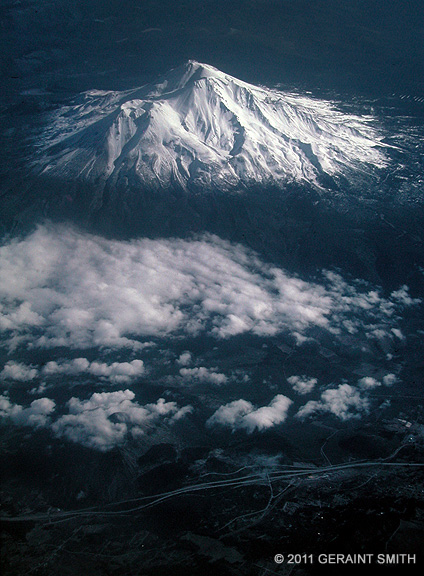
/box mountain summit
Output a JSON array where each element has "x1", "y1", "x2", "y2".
[{"x1": 36, "y1": 61, "x2": 387, "y2": 192}]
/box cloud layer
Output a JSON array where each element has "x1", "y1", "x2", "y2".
[{"x1": 0, "y1": 225, "x2": 417, "y2": 351}]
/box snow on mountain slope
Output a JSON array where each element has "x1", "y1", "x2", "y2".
[{"x1": 36, "y1": 61, "x2": 388, "y2": 191}]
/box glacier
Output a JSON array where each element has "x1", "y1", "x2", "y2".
[{"x1": 36, "y1": 61, "x2": 387, "y2": 192}]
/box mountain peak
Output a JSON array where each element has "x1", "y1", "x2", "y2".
[
  {"x1": 148, "y1": 60, "x2": 232, "y2": 96},
  {"x1": 178, "y1": 60, "x2": 226, "y2": 79},
  {"x1": 36, "y1": 62, "x2": 387, "y2": 193},
  {"x1": 185, "y1": 59, "x2": 215, "y2": 72}
]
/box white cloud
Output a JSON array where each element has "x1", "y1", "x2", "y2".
[
  {"x1": 297, "y1": 372, "x2": 400, "y2": 422},
  {"x1": 297, "y1": 383, "x2": 370, "y2": 421},
  {"x1": 358, "y1": 373, "x2": 398, "y2": 390},
  {"x1": 0, "y1": 361, "x2": 38, "y2": 382},
  {"x1": 207, "y1": 399, "x2": 252, "y2": 429},
  {"x1": 29, "y1": 382, "x2": 48, "y2": 396},
  {"x1": 391, "y1": 286, "x2": 421, "y2": 306},
  {"x1": 0, "y1": 394, "x2": 55, "y2": 428},
  {"x1": 366, "y1": 328, "x2": 392, "y2": 342},
  {"x1": 241, "y1": 396, "x2": 293, "y2": 432},
  {"x1": 42, "y1": 358, "x2": 145, "y2": 384},
  {"x1": 382, "y1": 373, "x2": 398, "y2": 387},
  {"x1": 52, "y1": 390, "x2": 192, "y2": 451},
  {"x1": 358, "y1": 376, "x2": 381, "y2": 390},
  {"x1": 0, "y1": 358, "x2": 145, "y2": 384},
  {"x1": 0, "y1": 388, "x2": 192, "y2": 451},
  {"x1": 42, "y1": 358, "x2": 90, "y2": 375},
  {"x1": 207, "y1": 394, "x2": 292, "y2": 433},
  {"x1": 391, "y1": 328, "x2": 405, "y2": 340},
  {"x1": 171, "y1": 405, "x2": 194, "y2": 421},
  {"x1": 179, "y1": 367, "x2": 228, "y2": 385},
  {"x1": 176, "y1": 352, "x2": 192, "y2": 366},
  {"x1": 287, "y1": 375, "x2": 317, "y2": 395},
  {"x1": 0, "y1": 226, "x2": 418, "y2": 351}
]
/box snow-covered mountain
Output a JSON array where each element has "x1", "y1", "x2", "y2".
[{"x1": 36, "y1": 61, "x2": 387, "y2": 192}]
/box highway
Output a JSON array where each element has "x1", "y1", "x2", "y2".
[{"x1": 1, "y1": 449, "x2": 423, "y2": 525}]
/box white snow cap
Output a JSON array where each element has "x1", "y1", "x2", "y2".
[{"x1": 38, "y1": 60, "x2": 387, "y2": 190}]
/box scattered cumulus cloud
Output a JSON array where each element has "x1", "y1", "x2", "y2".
[
  {"x1": 0, "y1": 394, "x2": 55, "y2": 428},
  {"x1": 0, "y1": 390, "x2": 192, "y2": 451},
  {"x1": 391, "y1": 328, "x2": 405, "y2": 340},
  {"x1": 391, "y1": 286, "x2": 421, "y2": 307},
  {"x1": 0, "y1": 226, "x2": 419, "y2": 351},
  {"x1": 358, "y1": 376, "x2": 381, "y2": 390},
  {"x1": 297, "y1": 383, "x2": 370, "y2": 421},
  {"x1": 0, "y1": 361, "x2": 38, "y2": 382},
  {"x1": 207, "y1": 399, "x2": 252, "y2": 429},
  {"x1": 358, "y1": 373, "x2": 398, "y2": 390},
  {"x1": 287, "y1": 375, "x2": 317, "y2": 395},
  {"x1": 43, "y1": 358, "x2": 145, "y2": 384},
  {"x1": 52, "y1": 390, "x2": 192, "y2": 451},
  {"x1": 207, "y1": 394, "x2": 293, "y2": 433},
  {"x1": 0, "y1": 358, "x2": 145, "y2": 384},
  {"x1": 296, "y1": 372, "x2": 400, "y2": 421},
  {"x1": 383, "y1": 373, "x2": 398, "y2": 386},
  {"x1": 176, "y1": 352, "x2": 192, "y2": 366},
  {"x1": 179, "y1": 367, "x2": 228, "y2": 385},
  {"x1": 29, "y1": 382, "x2": 48, "y2": 396}
]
